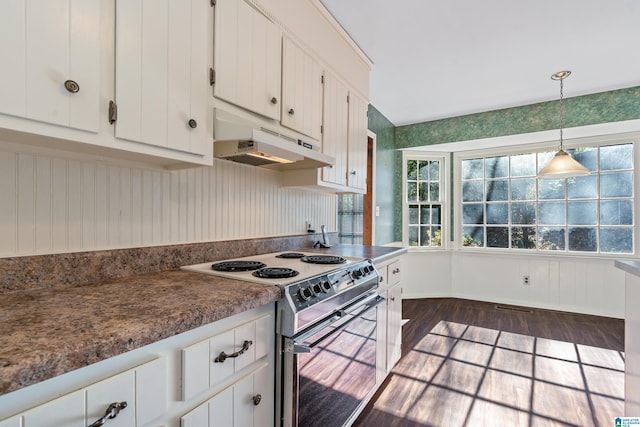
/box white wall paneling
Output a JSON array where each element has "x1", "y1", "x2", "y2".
[
  {"x1": 0, "y1": 143, "x2": 336, "y2": 257},
  {"x1": 402, "y1": 250, "x2": 625, "y2": 318}
]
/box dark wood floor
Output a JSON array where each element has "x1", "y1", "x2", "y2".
[{"x1": 354, "y1": 298, "x2": 625, "y2": 427}]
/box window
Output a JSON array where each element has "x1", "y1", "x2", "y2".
[
  {"x1": 338, "y1": 194, "x2": 363, "y2": 244},
  {"x1": 403, "y1": 154, "x2": 446, "y2": 247},
  {"x1": 460, "y1": 142, "x2": 634, "y2": 254}
]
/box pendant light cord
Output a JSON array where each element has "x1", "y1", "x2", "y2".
[{"x1": 559, "y1": 77, "x2": 565, "y2": 151}]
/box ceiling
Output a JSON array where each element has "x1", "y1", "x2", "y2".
[{"x1": 319, "y1": 0, "x2": 640, "y2": 127}]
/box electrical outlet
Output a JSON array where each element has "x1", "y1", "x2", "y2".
[{"x1": 523, "y1": 275, "x2": 530, "y2": 286}]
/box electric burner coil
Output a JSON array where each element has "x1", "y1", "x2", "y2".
[
  {"x1": 211, "y1": 260, "x2": 267, "y2": 272},
  {"x1": 300, "y1": 255, "x2": 346, "y2": 264},
  {"x1": 252, "y1": 267, "x2": 300, "y2": 279}
]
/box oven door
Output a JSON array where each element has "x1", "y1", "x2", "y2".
[{"x1": 280, "y1": 292, "x2": 384, "y2": 427}]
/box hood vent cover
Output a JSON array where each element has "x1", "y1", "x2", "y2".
[{"x1": 213, "y1": 110, "x2": 334, "y2": 171}]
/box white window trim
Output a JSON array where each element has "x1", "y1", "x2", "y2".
[
  {"x1": 452, "y1": 133, "x2": 640, "y2": 258},
  {"x1": 402, "y1": 150, "x2": 449, "y2": 250}
]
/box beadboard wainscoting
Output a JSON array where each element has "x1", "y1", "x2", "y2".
[
  {"x1": 402, "y1": 251, "x2": 625, "y2": 318},
  {"x1": 0, "y1": 143, "x2": 336, "y2": 257}
]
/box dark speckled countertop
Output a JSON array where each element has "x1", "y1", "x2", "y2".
[
  {"x1": 0, "y1": 270, "x2": 281, "y2": 396},
  {"x1": 0, "y1": 240, "x2": 406, "y2": 396}
]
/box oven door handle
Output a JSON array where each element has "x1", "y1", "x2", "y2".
[{"x1": 291, "y1": 295, "x2": 385, "y2": 354}]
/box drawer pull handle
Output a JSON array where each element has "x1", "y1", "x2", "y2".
[
  {"x1": 288, "y1": 108, "x2": 295, "y2": 116},
  {"x1": 393, "y1": 268, "x2": 400, "y2": 274},
  {"x1": 253, "y1": 394, "x2": 262, "y2": 406},
  {"x1": 87, "y1": 401, "x2": 127, "y2": 427},
  {"x1": 214, "y1": 340, "x2": 253, "y2": 363},
  {"x1": 270, "y1": 97, "x2": 278, "y2": 105},
  {"x1": 188, "y1": 119, "x2": 197, "y2": 129}
]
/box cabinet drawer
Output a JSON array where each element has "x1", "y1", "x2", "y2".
[
  {"x1": 388, "y1": 260, "x2": 401, "y2": 286},
  {"x1": 182, "y1": 314, "x2": 272, "y2": 401}
]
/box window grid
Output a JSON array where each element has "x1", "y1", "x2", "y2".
[
  {"x1": 461, "y1": 143, "x2": 634, "y2": 254},
  {"x1": 406, "y1": 159, "x2": 443, "y2": 247}
]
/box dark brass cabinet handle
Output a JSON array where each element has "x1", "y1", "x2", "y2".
[
  {"x1": 393, "y1": 268, "x2": 400, "y2": 274},
  {"x1": 253, "y1": 394, "x2": 262, "y2": 406},
  {"x1": 188, "y1": 119, "x2": 197, "y2": 129},
  {"x1": 288, "y1": 108, "x2": 295, "y2": 116},
  {"x1": 270, "y1": 97, "x2": 278, "y2": 105},
  {"x1": 214, "y1": 340, "x2": 253, "y2": 363},
  {"x1": 64, "y1": 80, "x2": 80, "y2": 93},
  {"x1": 87, "y1": 401, "x2": 127, "y2": 427},
  {"x1": 350, "y1": 170, "x2": 357, "y2": 175}
]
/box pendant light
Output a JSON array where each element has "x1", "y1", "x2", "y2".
[{"x1": 537, "y1": 71, "x2": 590, "y2": 178}]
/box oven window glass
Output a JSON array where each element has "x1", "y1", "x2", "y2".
[{"x1": 297, "y1": 303, "x2": 377, "y2": 427}]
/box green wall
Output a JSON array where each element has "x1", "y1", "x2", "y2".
[{"x1": 369, "y1": 86, "x2": 640, "y2": 243}]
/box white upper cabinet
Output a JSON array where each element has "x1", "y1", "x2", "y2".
[
  {"x1": 321, "y1": 71, "x2": 349, "y2": 186},
  {"x1": 213, "y1": 0, "x2": 281, "y2": 121},
  {"x1": 281, "y1": 36, "x2": 323, "y2": 142},
  {"x1": 114, "y1": 0, "x2": 209, "y2": 156},
  {"x1": 0, "y1": 0, "x2": 101, "y2": 132},
  {"x1": 346, "y1": 91, "x2": 369, "y2": 191}
]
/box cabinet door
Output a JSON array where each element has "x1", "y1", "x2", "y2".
[
  {"x1": 135, "y1": 357, "x2": 168, "y2": 425},
  {"x1": 234, "y1": 364, "x2": 271, "y2": 427},
  {"x1": 281, "y1": 36, "x2": 323, "y2": 141},
  {"x1": 387, "y1": 283, "x2": 403, "y2": 370},
  {"x1": 376, "y1": 290, "x2": 388, "y2": 384},
  {"x1": 0, "y1": 416, "x2": 20, "y2": 427},
  {"x1": 115, "y1": 0, "x2": 208, "y2": 155},
  {"x1": 22, "y1": 389, "x2": 85, "y2": 427},
  {"x1": 321, "y1": 72, "x2": 349, "y2": 186},
  {"x1": 0, "y1": 0, "x2": 101, "y2": 132},
  {"x1": 214, "y1": 0, "x2": 281, "y2": 120},
  {"x1": 86, "y1": 370, "x2": 135, "y2": 427},
  {"x1": 347, "y1": 91, "x2": 369, "y2": 191}
]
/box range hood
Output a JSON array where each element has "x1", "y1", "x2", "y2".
[{"x1": 214, "y1": 110, "x2": 335, "y2": 171}]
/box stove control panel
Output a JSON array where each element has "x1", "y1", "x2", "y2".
[{"x1": 286, "y1": 260, "x2": 378, "y2": 311}]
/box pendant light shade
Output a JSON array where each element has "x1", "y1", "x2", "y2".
[{"x1": 537, "y1": 71, "x2": 590, "y2": 179}]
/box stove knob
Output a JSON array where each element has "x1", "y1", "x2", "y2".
[
  {"x1": 321, "y1": 281, "x2": 332, "y2": 292},
  {"x1": 312, "y1": 283, "x2": 322, "y2": 295},
  {"x1": 353, "y1": 270, "x2": 363, "y2": 279},
  {"x1": 298, "y1": 287, "x2": 313, "y2": 301}
]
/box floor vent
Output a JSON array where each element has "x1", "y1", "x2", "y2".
[{"x1": 495, "y1": 305, "x2": 533, "y2": 314}]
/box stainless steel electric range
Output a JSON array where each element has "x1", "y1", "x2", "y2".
[{"x1": 182, "y1": 251, "x2": 382, "y2": 427}]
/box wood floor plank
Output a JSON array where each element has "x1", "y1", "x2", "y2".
[{"x1": 354, "y1": 298, "x2": 625, "y2": 427}]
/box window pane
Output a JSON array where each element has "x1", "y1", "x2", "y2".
[
  {"x1": 486, "y1": 180, "x2": 508, "y2": 201},
  {"x1": 485, "y1": 156, "x2": 509, "y2": 178},
  {"x1": 430, "y1": 226, "x2": 442, "y2": 246},
  {"x1": 568, "y1": 201, "x2": 597, "y2": 225},
  {"x1": 462, "y1": 159, "x2": 483, "y2": 180},
  {"x1": 420, "y1": 206, "x2": 431, "y2": 225},
  {"x1": 407, "y1": 182, "x2": 417, "y2": 201},
  {"x1": 429, "y1": 182, "x2": 440, "y2": 202},
  {"x1": 407, "y1": 160, "x2": 417, "y2": 180},
  {"x1": 600, "y1": 228, "x2": 633, "y2": 253},
  {"x1": 418, "y1": 160, "x2": 430, "y2": 180},
  {"x1": 511, "y1": 178, "x2": 536, "y2": 200},
  {"x1": 567, "y1": 175, "x2": 597, "y2": 199},
  {"x1": 429, "y1": 161, "x2": 440, "y2": 181},
  {"x1": 431, "y1": 206, "x2": 442, "y2": 225},
  {"x1": 408, "y1": 226, "x2": 419, "y2": 246},
  {"x1": 512, "y1": 227, "x2": 536, "y2": 249},
  {"x1": 487, "y1": 227, "x2": 509, "y2": 248},
  {"x1": 418, "y1": 182, "x2": 429, "y2": 202},
  {"x1": 463, "y1": 227, "x2": 484, "y2": 247},
  {"x1": 600, "y1": 144, "x2": 633, "y2": 170},
  {"x1": 539, "y1": 201, "x2": 566, "y2": 225},
  {"x1": 409, "y1": 205, "x2": 419, "y2": 224},
  {"x1": 537, "y1": 151, "x2": 555, "y2": 173},
  {"x1": 568, "y1": 227, "x2": 597, "y2": 252},
  {"x1": 600, "y1": 200, "x2": 633, "y2": 225},
  {"x1": 568, "y1": 147, "x2": 598, "y2": 171},
  {"x1": 463, "y1": 182, "x2": 483, "y2": 202},
  {"x1": 511, "y1": 153, "x2": 536, "y2": 177},
  {"x1": 511, "y1": 202, "x2": 536, "y2": 224},
  {"x1": 601, "y1": 172, "x2": 633, "y2": 197},
  {"x1": 420, "y1": 226, "x2": 430, "y2": 246},
  {"x1": 463, "y1": 204, "x2": 484, "y2": 224},
  {"x1": 539, "y1": 227, "x2": 566, "y2": 250},
  {"x1": 486, "y1": 203, "x2": 508, "y2": 224},
  {"x1": 538, "y1": 179, "x2": 565, "y2": 200}
]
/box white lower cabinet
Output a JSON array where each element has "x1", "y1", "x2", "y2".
[
  {"x1": 182, "y1": 363, "x2": 271, "y2": 427},
  {"x1": 0, "y1": 304, "x2": 274, "y2": 427},
  {"x1": 376, "y1": 257, "x2": 403, "y2": 378}
]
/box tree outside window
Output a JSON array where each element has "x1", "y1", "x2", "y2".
[{"x1": 406, "y1": 158, "x2": 443, "y2": 247}]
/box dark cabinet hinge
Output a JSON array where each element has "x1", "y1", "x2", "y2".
[
  {"x1": 108, "y1": 100, "x2": 117, "y2": 125},
  {"x1": 320, "y1": 124, "x2": 323, "y2": 134},
  {"x1": 211, "y1": 0, "x2": 216, "y2": 6},
  {"x1": 321, "y1": 75, "x2": 324, "y2": 84},
  {"x1": 347, "y1": 94, "x2": 350, "y2": 103},
  {"x1": 210, "y1": 68, "x2": 216, "y2": 86}
]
